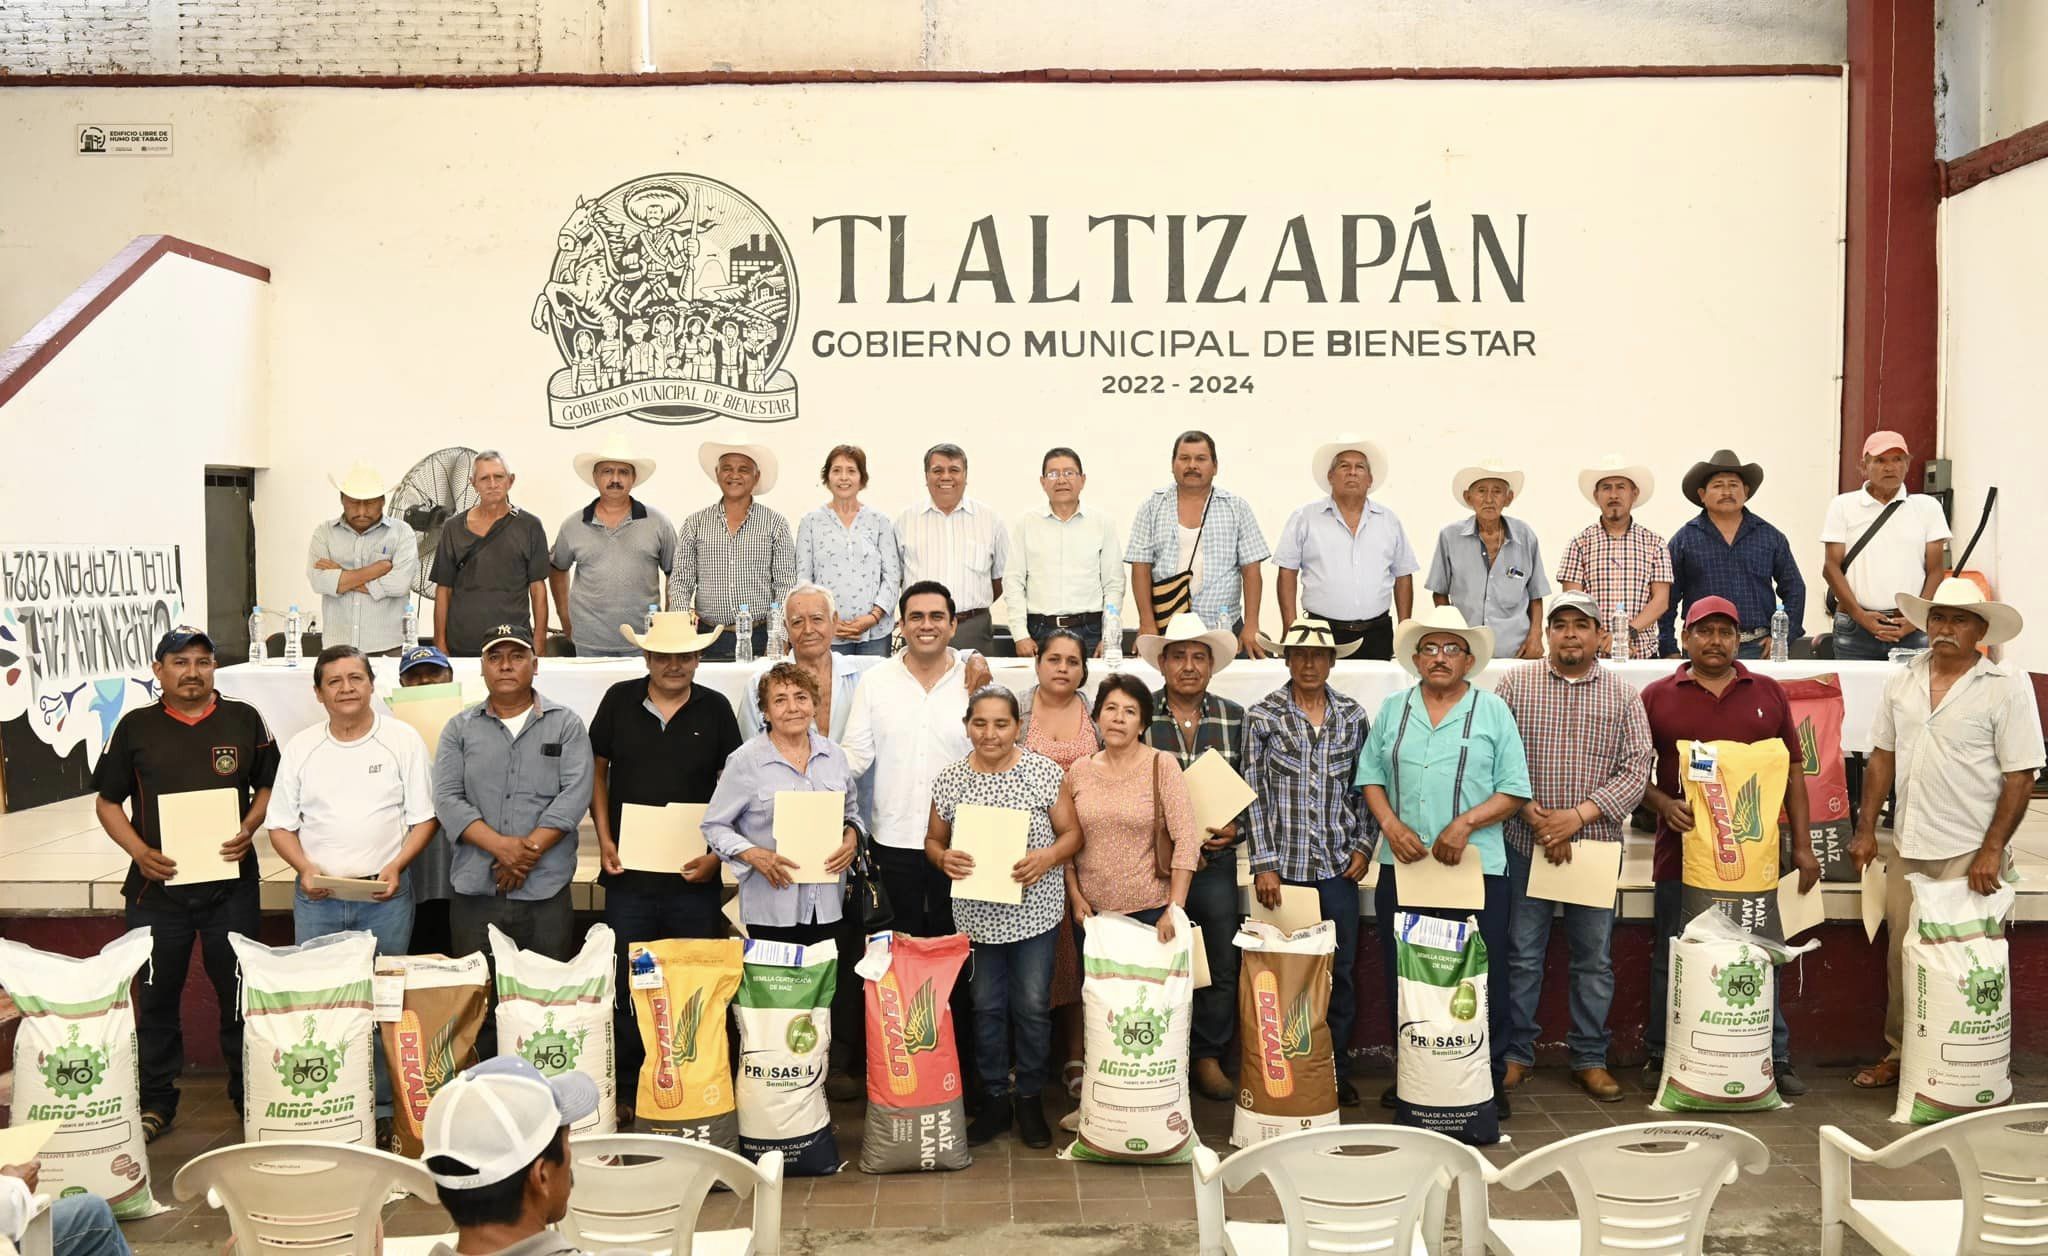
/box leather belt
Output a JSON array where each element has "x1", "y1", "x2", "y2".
[{"x1": 1034, "y1": 611, "x2": 1103, "y2": 628}]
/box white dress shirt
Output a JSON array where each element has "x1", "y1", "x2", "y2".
[
  {"x1": 307, "y1": 515, "x2": 419, "y2": 652},
  {"x1": 1873, "y1": 652, "x2": 2045, "y2": 860},
  {"x1": 1819, "y1": 486, "x2": 1950, "y2": 612},
  {"x1": 896, "y1": 498, "x2": 1007, "y2": 612},
  {"x1": 839, "y1": 649, "x2": 972, "y2": 849},
  {"x1": 1007, "y1": 502, "x2": 1123, "y2": 639}
]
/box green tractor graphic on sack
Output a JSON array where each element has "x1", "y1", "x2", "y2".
[
  {"x1": 520, "y1": 1012, "x2": 587, "y2": 1076},
  {"x1": 41, "y1": 1025, "x2": 108, "y2": 1100},
  {"x1": 277, "y1": 1016, "x2": 345, "y2": 1099}
]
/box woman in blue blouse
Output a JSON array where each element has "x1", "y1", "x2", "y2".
[{"x1": 795, "y1": 444, "x2": 902, "y2": 655}]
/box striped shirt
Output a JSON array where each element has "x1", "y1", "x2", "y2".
[
  {"x1": 1555, "y1": 520, "x2": 1673, "y2": 659},
  {"x1": 669, "y1": 500, "x2": 797, "y2": 628},
  {"x1": 1243, "y1": 685, "x2": 1374, "y2": 882},
  {"x1": 895, "y1": 498, "x2": 1008, "y2": 612},
  {"x1": 1493, "y1": 660, "x2": 1655, "y2": 857},
  {"x1": 1661, "y1": 510, "x2": 1806, "y2": 656},
  {"x1": 1125, "y1": 486, "x2": 1271, "y2": 629}
]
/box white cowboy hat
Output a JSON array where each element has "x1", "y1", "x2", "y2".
[
  {"x1": 1578, "y1": 454, "x2": 1655, "y2": 508},
  {"x1": 1392, "y1": 605, "x2": 1496, "y2": 677},
  {"x1": 329, "y1": 464, "x2": 386, "y2": 500},
  {"x1": 1134, "y1": 612, "x2": 1239, "y2": 675},
  {"x1": 1897, "y1": 576, "x2": 2023, "y2": 646},
  {"x1": 699, "y1": 441, "x2": 778, "y2": 495},
  {"x1": 1308, "y1": 436, "x2": 1390, "y2": 494},
  {"x1": 1451, "y1": 460, "x2": 1525, "y2": 507},
  {"x1": 619, "y1": 611, "x2": 724, "y2": 654},
  {"x1": 1258, "y1": 617, "x2": 1363, "y2": 660},
  {"x1": 574, "y1": 433, "x2": 657, "y2": 489}
]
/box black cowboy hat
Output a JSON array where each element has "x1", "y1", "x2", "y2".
[{"x1": 1681, "y1": 449, "x2": 1764, "y2": 505}]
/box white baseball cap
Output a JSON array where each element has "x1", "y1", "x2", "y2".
[{"x1": 421, "y1": 1055, "x2": 598, "y2": 1190}]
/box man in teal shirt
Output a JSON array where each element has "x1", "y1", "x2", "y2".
[{"x1": 1357, "y1": 606, "x2": 1531, "y2": 1118}]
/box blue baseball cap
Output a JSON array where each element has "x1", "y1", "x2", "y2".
[
  {"x1": 154, "y1": 626, "x2": 216, "y2": 661},
  {"x1": 398, "y1": 644, "x2": 452, "y2": 675}
]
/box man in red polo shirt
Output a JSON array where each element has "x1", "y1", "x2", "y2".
[{"x1": 1639, "y1": 597, "x2": 1820, "y2": 1096}]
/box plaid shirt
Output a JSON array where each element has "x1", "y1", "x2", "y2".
[
  {"x1": 1555, "y1": 520, "x2": 1672, "y2": 659},
  {"x1": 1660, "y1": 510, "x2": 1806, "y2": 657},
  {"x1": 1125, "y1": 486, "x2": 1271, "y2": 629},
  {"x1": 1494, "y1": 660, "x2": 1655, "y2": 857},
  {"x1": 1243, "y1": 685, "x2": 1374, "y2": 882},
  {"x1": 670, "y1": 501, "x2": 797, "y2": 627},
  {"x1": 1146, "y1": 687, "x2": 1249, "y2": 826}
]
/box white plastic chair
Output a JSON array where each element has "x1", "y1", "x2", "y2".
[
  {"x1": 1482, "y1": 1122, "x2": 1769, "y2": 1255},
  {"x1": 1820, "y1": 1102, "x2": 2048, "y2": 1256},
  {"x1": 560, "y1": 1134, "x2": 784, "y2": 1256},
  {"x1": 172, "y1": 1141, "x2": 438, "y2": 1256},
  {"x1": 1192, "y1": 1125, "x2": 1491, "y2": 1256}
]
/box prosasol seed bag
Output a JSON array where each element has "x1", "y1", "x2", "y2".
[
  {"x1": 376, "y1": 952, "x2": 488, "y2": 1158},
  {"x1": 858, "y1": 931, "x2": 971, "y2": 1174},
  {"x1": 628, "y1": 938, "x2": 744, "y2": 1147},
  {"x1": 1894, "y1": 874, "x2": 2017, "y2": 1125},
  {"x1": 232, "y1": 930, "x2": 377, "y2": 1146},
  {"x1": 1654, "y1": 907, "x2": 1816, "y2": 1113},
  {"x1": 1064, "y1": 908, "x2": 1198, "y2": 1165},
  {"x1": 736, "y1": 937, "x2": 840, "y2": 1175},
  {"x1": 1231, "y1": 920, "x2": 1337, "y2": 1149},
  {"x1": 1392, "y1": 913, "x2": 1497, "y2": 1147},
  {"x1": 0, "y1": 929, "x2": 162, "y2": 1219},
  {"x1": 490, "y1": 923, "x2": 617, "y2": 1135}
]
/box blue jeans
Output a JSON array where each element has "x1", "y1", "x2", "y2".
[
  {"x1": 52, "y1": 1194, "x2": 131, "y2": 1256},
  {"x1": 295, "y1": 884, "x2": 416, "y2": 1118},
  {"x1": 1503, "y1": 844, "x2": 1616, "y2": 1070},
  {"x1": 1024, "y1": 614, "x2": 1104, "y2": 656},
  {"x1": 1377, "y1": 865, "x2": 1511, "y2": 1090},
  {"x1": 832, "y1": 635, "x2": 893, "y2": 656},
  {"x1": 1646, "y1": 881, "x2": 1790, "y2": 1063},
  {"x1": 1185, "y1": 853, "x2": 1243, "y2": 1062},
  {"x1": 1831, "y1": 611, "x2": 1927, "y2": 661},
  {"x1": 1275, "y1": 875, "x2": 1360, "y2": 1077},
  {"x1": 603, "y1": 881, "x2": 725, "y2": 1093},
  {"x1": 1735, "y1": 638, "x2": 1767, "y2": 660},
  {"x1": 971, "y1": 925, "x2": 1057, "y2": 1100}
]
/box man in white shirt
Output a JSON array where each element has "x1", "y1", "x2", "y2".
[
  {"x1": 1008, "y1": 446, "x2": 1123, "y2": 658},
  {"x1": 307, "y1": 463, "x2": 419, "y2": 654},
  {"x1": 896, "y1": 443, "x2": 1007, "y2": 654},
  {"x1": 1847, "y1": 578, "x2": 2043, "y2": 1089},
  {"x1": 1820, "y1": 430, "x2": 1950, "y2": 660},
  {"x1": 1274, "y1": 436, "x2": 1417, "y2": 660}
]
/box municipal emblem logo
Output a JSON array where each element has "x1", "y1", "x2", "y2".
[
  {"x1": 532, "y1": 172, "x2": 798, "y2": 430},
  {"x1": 211, "y1": 746, "x2": 239, "y2": 776}
]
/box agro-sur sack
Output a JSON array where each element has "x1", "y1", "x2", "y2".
[
  {"x1": 1654, "y1": 908, "x2": 1814, "y2": 1113},
  {"x1": 1679, "y1": 738, "x2": 1790, "y2": 940},
  {"x1": 490, "y1": 923, "x2": 616, "y2": 1135},
  {"x1": 233, "y1": 930, "x2": 377, "y2": 1145},
  {"x1": 1894, "y1": 874, "x2": 2016, "y2": 1124},
  {"x1": 376, "y1": 952, "x2": 487, "y2": 1158},
  {"x1": 1231, "y1": 920, "x2": 1336, "y2": 1148},
  {"x1": 858, "y1": 932, "x2": 970, "y2": 1174},
  {"x1": 628, "y1": 938, "x2": 743, "y2": 1146},
  {"x1": 1064, "y1": 908, "x2": 1197, "y2": 1165},
  {"x1": 736, "y1": 937, "x2": 839, "y2": 1175},
  {"x1": 1393, "y1": 913, "x2": 1497, "y2": 1146}
]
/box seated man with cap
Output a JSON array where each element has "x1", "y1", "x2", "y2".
[
  {"x1": 1820, "y1": 430, "x2": 1949, "y2": 661},
  {"x1": 671, "y1": 441, "x2": 796, "y2": 662},
  {"x1": 399, "y1": 643, "x2": 455, "y2": 689},
  {"x1": 1274, "y1": 436, "x2": 1418, "y2": 660},
  {"x1": 422, "y1": 1056, "x2": 598, "y2": 1256},
  {"x1": 1556, "y1": 455, "x2": 1670, "y2": 659},
  {"x1": 1662, "y1": 449, "x2": 1805, "y2": 659},
  {"x1": 549, "y1": 434, "x2": 676, "y2": 658},
  {"x1": 1425, "y1": 460, "x2": 1549, "y2": 660},
  {"x1": 308, "y1": 463, "x2": 419, "y2": 655},
  {"x1": 397, "y1": 643, "x2": 458, "y2": 954}
]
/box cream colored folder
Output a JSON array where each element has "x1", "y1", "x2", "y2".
[
  {"x1": 951, "y1": 804, "x2": 1028, "y2": 905},
  {"x1": 1183, "y1": 749, "x2": 1257, "y2": 834},
  {"x1": 159, "y1": 788, "x2": 243, "y2": 885},
  {"x1": 773, "y1": 791, "x2": 846, "y2": 884},
  {"x1": 1249, "y1": 884, "x2": 1323, "y2": 934},
  {"x1": 385, "y1": 683, "x2": 466, "y2": 754},
  {"x1": 1393, "y1": 851, "x2": 1486, "y2": 910},
  {"x1": 1860, "y1": 858, "x2": 1888, "y2": 942},
  {"x1": 1778, "y1": 878, "x2": 1826, "y2": 940},
  {"x1": 1189, "y1": 924, "x2": 1211, "y2": 989},
  {"x1": 307, "y1": 875, "x2": 387, "y2": 902},
  {"x1": 1524, "y1": 841, "x2": 1622, "y2": 909},
  {"x1": 0, "y1": 1121, "x2": 59, "y2": 1167},
  {"x1": 619, "y1": 802, "x2": 709, "y2": 874}
]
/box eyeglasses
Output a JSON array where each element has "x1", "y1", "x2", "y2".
[
  {"x1": 1415, "y1": 642, "x2": 1472, "y2": 658},
  {"x1": 1041, "y1": 469, "x2": 1081, "y2": 480}
]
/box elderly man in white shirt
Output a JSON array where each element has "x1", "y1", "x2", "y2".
[
  {"x1": 1820, "y1": 429, "x2": 1951, "y2": 661},
  {"x1": 896, "y1": 443, "x2": 1008, "y2": 654},
  {"x1": 1848, "y1": 578, "x2": 2043, "y2": 1089},
  {"x1": 1274, "y1": 436, "x2": 1417, "y2": 661},
  {"x1": 307, "y1": 464, "x2": 420, "y2": 654},
  {"x1": 1008, "y1": 446, "x2": 1123, "y2": 658}
]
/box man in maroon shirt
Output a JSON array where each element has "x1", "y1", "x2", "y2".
[{"x1": 1639, "y1": 597, "x2": 1821, "y2": 1096}]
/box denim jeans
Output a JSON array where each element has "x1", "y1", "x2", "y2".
[
  {"x1": 127, "y1": 881, "x2": 260, "y2": 1120},
  {"x1": 1184, "y1": 852, "x2": 1243, "y2": 1062},
  {"x1": 1502, "y1": 844, "x2": 1616, "y2": 1070},
  {"x1": 1646, "y1": 881, "x2": 1790, "y2": 1063},
  {"x1": 970, "y1": 925, "x2": 1057, "y2": 1099},
  {"x1": 51, "y1": 1194, "x2": 131, "y2": 1256},
  {"x1": 1024, "y1": 614, "x2": 1105, "y2": 657},
  {"x1": 701, "y1": 623, "x2": 771, "y2": 662},
  {"x1": 294, "y1": 884, "x2": 417, "y2": 1118},
  {"x1": 1831, "y1": 611, "x2": 1927, "y2": 662},
  {"x1": 602, "y1": 881, "x2": 724, "y2": 1094},
  {"x1": 832, "y1": 636, "x2": 893, "y2": 657},
  {"x1": 1377, "y1": 865, "x2": 1511, "y2": 1089},
  {"x1": 1284, "y1": 875, "x2": 1361, "y2": 1077}
]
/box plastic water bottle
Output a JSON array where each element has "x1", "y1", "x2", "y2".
[
  {"x1": 248, "y1": 607, "x2": 265, "y2": 663},
  {"x1": 644, "y1": 602, "x2": 658, "y2": 633},
  {"x1": 284, "y1": 605, "x2": 303, "y2": 668},
  {"x1": 734, "y1": 604, "x2": 754, "y2": 664},
  {"x1": 1610, "y1": 604, "x2": 1629, "y2": 662},
  {"x1": 1770, "y1": 602, "x2": 1790, "y2": 662},
  {"x1": 766, "y1": 600, "x2": 788, "y2": 660},
  {"x1": 402, "y1": 598, "x2": 419, "y2": 647},
  {"x1": 1101, "y1": 603, "x2": 1123, "y2": 665}
]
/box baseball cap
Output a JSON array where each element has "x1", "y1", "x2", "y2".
[
  {"x1": 1861, "y1": 430, "x2": 1910, "y2": 458},
  {"x1": 398, "y1": 644, "x2": 451, "y2": 675},
  {"x1": 1545, "y1": 591, "x2": 1602, "y2": 623},
  {"x1": 421, "y1": 1056, "x2": 597, "y2": 1191},
  {"x1": 478, "y1": 626, "x2": 535, "y2": 655},
  {"x1": 154, "y1": 626, "x2": 216, "y2": 660},
  {"x1": 1683, "y1": 596, "x2": 1741, "y2": 628}
]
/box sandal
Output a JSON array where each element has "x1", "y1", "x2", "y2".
[
  {"x1": 140, "y1": 1110, "x2": 172, "y2": 1143},
  {"x1": 1853, "y1": 1058, "x2": 1901, "y2": 1089},
  {"x1": 1063, "y1": 1059, "x2": 1085, "y2": 1099}
]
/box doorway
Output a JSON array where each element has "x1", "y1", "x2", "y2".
[{"x1": 204, "y1": 468, "x2": 257, "y2": 664}]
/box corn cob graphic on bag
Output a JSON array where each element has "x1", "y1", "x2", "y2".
[
  {"x1": 376, "y1": 953, "x2": 487, "y2": 1158},
  {"x1": 857, "y1": 932, "x2": 971, "y2": 1173},
  {"x1": 1231, "y1": 920, "x2": 1337, "y2": 1148},
  {"x1": 1679, "y1": 738, "x2": 1790, "y2": 941},
  {"x1": 627, "y1": 938, "x2": 743, "y2": 1146}
]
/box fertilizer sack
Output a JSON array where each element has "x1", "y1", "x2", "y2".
[
  {"x1": 233, "y1": 931, "x2": 377, "y2": 1145},
  {"x1": 0, "y1": 928, "x2": 161, "y2": 1219},
  {"x1": 858, "y1": 932, "x2": 971, "y2": 1174},
  {"x1": 1780, "y1": 677, "x2": 1857, "y2": 884},
  {"x1": 1679, "y1": 738, "x2": 1790, "y2": 941},
  {"x1": 376, "y1": 952, "x2": 487, "y2": 1158},
  {"x1": 1231, "y1": 920, "x2": 1337, "y2": 1149},
  {"x1": 628, "y1": 938, "x2": 743, "y2": 1146},
  {"x1": 491, "y1": 923, "x2": 616, "y2": 1135},
  {"x1": 736, "y1": 937, "x2": 839, "y2": 1175},
  {"x1": 1393, "y1": 913, "x2": 1497, "y2": 1146},
  {"x1": 1065, "y1": 908, "x2": 1198, "y2": 1165},
  {"x1": 1654, "y1": 908, "x2": 1814, "y2": 1113},
  {"x1": 1893, "y1": 874, "x2": 2016, "y2": 1125}
]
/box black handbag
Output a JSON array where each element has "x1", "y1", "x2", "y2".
[{"x1": 845, "y1": 832, "x2": 895, "y2": 933}]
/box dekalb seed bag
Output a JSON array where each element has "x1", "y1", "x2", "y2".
[
  {"x1": 858, "y1": 932, "x2": 971, "y2": 1174},
  {"x1": 1065, "y1": 908, "x2": 1198, "y2": 1165},
  {"x1": 1894, "y1": 875, "x2": 2016, "y2": 1125},
  {"x1": 628, "y1": 938, "x2": 743, "y2": 1147},
  {"x1": 736, "y1": 937, "x2": 840, "y2": 1175},
  {"x1": 376, "y1": 952, "x2": 487, "y2": 1158},
  {"x1": 1393, "y1": 913, "x2": 1496, "y2": 1146},
  {"x1": 1780, "y1": 677, "x2": 1857, "y2": 884},
  {"x1": 1654, "y1": 908, "x2": 1815, "y2": 1113},
  {"x1": 491, "y1": 923, "x2": 617, "y2": 1135},
  {"x1": 232, "y1": 931, "x2": 377, "y2": 1145},
  {"x1": 1231, "y1": 920, "x2": 1337, "y2": 1149},
  {"x1": 1679, "y1": 738, "x2": 1790, "y2": 941},
  {"x1": 0, "y1": 928, "x2": 161, "y2": 1219}
]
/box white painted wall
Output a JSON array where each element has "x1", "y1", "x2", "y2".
[{"x1": 1937, "y1": 0, "x2": 2048, "y2": 158}]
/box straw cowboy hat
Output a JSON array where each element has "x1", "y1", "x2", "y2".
[
  {"x1": 1135, "y1": 612, "x2": 1239, "y2": 674},
  {"x1": 1392, "y1": 605, "x2": 1496, "y2": 677},
  {"x1": 1898, "y1": 576, "x2": 2023, "y2": 646},
  {"x1": 619, "y1": 610, "x2": 724, "y2": 653},
  {"x1": 573, "y1": 432, "x2": 657, "y2": 489},
  {"x1": 1578, "y1": 454, "x2": 1655, "y2": 508},
  {"x1": 700, "y1": 441, "x2": 778, "y2": 494},
  {"x1": 1451, "y1": 460, "x2": 1525, "y2": 508},
  {"x1": 1309, "y1": 436, "x2": 1390, "y2": 493},
  {"x1": 329, "y1": 464, "x2": 386, "y2": 500},
  {"x1": 1258, "y1": 617, "x2": 1362, "y2": 660},
  {"x1": 1681, "y1": 449, "x2": 1764, "y2": 505}
]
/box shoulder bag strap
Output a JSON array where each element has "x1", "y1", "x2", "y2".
[{"x1": 1827, "y1": 496, "x2": 1906, "y2": 614}]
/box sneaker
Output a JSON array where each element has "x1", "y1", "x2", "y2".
[
  {"x1": 967, "y1": 1094, "x2": 1013, "y2": 1145},
  {"x1": 1336, "y1": 1078, "x2": 1360, "y2": 1107},
  {"x1": 1775, "y1": 1062, "x2": 1810, "y2": 1098},
  {"x1": 1016, "y1": 1094, "x2": 1052, "y2": 1148}
]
